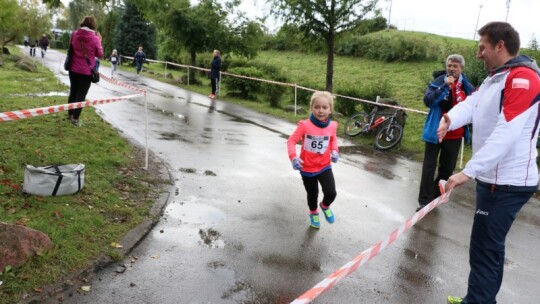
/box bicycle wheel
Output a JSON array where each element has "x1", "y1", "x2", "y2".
[
  {"x1": 344, "y1": 112, "x2": 370, "y2": 136},
  {"x1": 375, "y1": 124, "x2": 403, "y2": 150}
]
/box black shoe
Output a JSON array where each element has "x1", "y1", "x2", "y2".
[{"x1": 416, "y1": 204, "x2": 426, "y2": 212}]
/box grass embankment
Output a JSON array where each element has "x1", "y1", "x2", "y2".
[
  {"x1": 125, "y1": 42, "x2": 474, "y2": 161},
  {"x1": 0, "y1": 48, "x2": 168, "y2": 303}
]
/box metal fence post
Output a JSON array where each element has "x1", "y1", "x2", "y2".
[{"x1": 294, "y1": 84, "x2": 298, "y2": 116}]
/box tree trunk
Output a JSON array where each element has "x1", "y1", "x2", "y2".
[{"x1": 325, "y1": 33, "x2": 335, "y2": 92}]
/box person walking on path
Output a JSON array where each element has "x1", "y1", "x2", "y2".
[
  {"x1": 417, "y1": 54, "x2": 475, "y2": 212},
  {"x1": 209, "y1": 49, "x2": 221, "y2": 98},
  {"x1": 133, "y1": 46, "x2": 146, "y2": 76},
  {"x1": 440, "y1": 22, "x2": 540, "y2": 304},
  {"x1": 109, "y1": 49, "x2": 119, "y2": 78},
  {"x1": 66, "y1": 16, "x2": 103, "y2": 126},
  {"x1": 29, "y1": 39, "x2": 36, "y2": 57},
  {"x1": 38, "y1": 34, "x2": 49, "y2": 58},
  {"x1": 287, "y1": 91, "x2": 340, "y2": 229}
]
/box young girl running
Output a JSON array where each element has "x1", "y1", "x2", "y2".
[{"x1": 287, "y1": 91, "x2": 339, "y2": 229}]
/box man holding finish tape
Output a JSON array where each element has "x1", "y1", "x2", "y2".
[{"x1": 438, "y1": 22, "x2": 540, "y2": 304}]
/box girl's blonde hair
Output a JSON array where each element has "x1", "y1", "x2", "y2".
[{"x1": 310, "y1": 91, "x2": 334, "y2": 112}]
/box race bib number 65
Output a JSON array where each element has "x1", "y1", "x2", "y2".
[{"x1": 304, "y1": 134, "x2": 330, "y2": 154}]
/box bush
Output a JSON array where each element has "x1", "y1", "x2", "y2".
[
  {"x1": 60, "y1": 32, "x2": 70, "y2": 50},
  {"x1": 223, "y1": 66, "x2": 265, "y2": 100},
  {"x1": 294, "y1": 83, "x2": 324, "y2": 106},
  {"x1": 49, "y1": 40, "x2": 64, "y2": 49},
  {"x1": 262, "y1": 81, "x2": 287, "y2": 108},
  {"x1": 335, "y1": 88, "x2": 363, "y2": 116}
]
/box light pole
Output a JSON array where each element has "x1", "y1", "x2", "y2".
[
  {"x1": 387, "y1": 0, "x2": 393, "y2": 30},
  {"x1": 473, "y1": 3, "x2": 483, "y2": 40},
  {"x1": 505, "y1": 0, "x2": 511, "y2": 22}
]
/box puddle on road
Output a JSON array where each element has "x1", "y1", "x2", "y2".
[
  {"x1": 154, "y1": 202, "x2": 226, "y2": 248},
  {"x1": 164, "y1": 199, "x2": 226, "y2": 224},
  {"x1": 159, "y1": 132, "x2": 194, "y2": 143},
  {"x1": 261, "y1": 253, "x2": 321, "y2": 272},
  {"x1": 221, "y1": 279, "x2": 287, "y2": 304}
]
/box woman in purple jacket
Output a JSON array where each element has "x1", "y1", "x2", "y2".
[{"x1": 66, "y1": 16, "x2": 103, "y2": 126}]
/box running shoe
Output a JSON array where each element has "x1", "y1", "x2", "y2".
[
  {"x1": 319, "y1": 203, "x2": 335, "y2": 223},
  {"x1": 208, "y1": 94, "x2": 216, "y2": 99},
  {"x1": 447, "y1": 296, "x2": 463, "y2": 304},
  {"x1": 309, "y1": 213, "x2": 320, "y2": 229}
]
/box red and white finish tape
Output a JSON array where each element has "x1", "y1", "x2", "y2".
[
  {"x1": 0, "y1": 93, "x2": 143, "y2": 123},
  {"x1": 0, "y1": 72, "x2": 147, "y2": 123},
  {"x1": 290, "y1": 188, "x2": 452, "y2": 304},
  {"x1": 100, "y1": 73, "x2": 147, "y2": 94}
]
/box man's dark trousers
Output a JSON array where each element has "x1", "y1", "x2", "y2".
[
  {"x1": 463, "y1": 181, "x2": 536, "y2": 303},
  {"x1": 418, "y1": 138, "x2": 461, "y2": 205}
]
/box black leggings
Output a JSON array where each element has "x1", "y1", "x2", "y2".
[
  {"x1": 68, "y1": 71, "x2": 92, "y2": 119},
  {"x1": 301, "y1": 169, "x2": 337, "y2": 212}
]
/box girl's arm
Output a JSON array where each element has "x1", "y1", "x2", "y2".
[{"x1": 287, "y1": 121, "x2": 305, "y2": 160}]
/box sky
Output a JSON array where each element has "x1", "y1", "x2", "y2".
[{"x1": 240, "y1": 0, "x2": 539, "y2": 47}]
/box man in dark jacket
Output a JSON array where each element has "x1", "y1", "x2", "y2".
[
  {"x1": 416, "y1": 54, "x2": 475, "y2": 211},
  {"x1": 38, "y1": 34, "x2": 49, "y2": 58},
  {"x1": 209, "y1": 49, "x2": 221, "y2": 98},
  {"x1": 133, "y1": 46, "x2": 146, "y2": 76}
]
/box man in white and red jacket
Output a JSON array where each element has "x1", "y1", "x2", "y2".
[{"x1": 441, "y1": 22, "x2": 540, "y2": 304}]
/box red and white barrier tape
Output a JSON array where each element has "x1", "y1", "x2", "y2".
[
  {"x1": 290, "y1": 189, "x2": 452, "y2": 304},
  {"x1": 99, "y1": 73, "x2": 147, "y2": 94},
  {"x1": 0, "y1": 93, "x2": 143, "y2": 123}
]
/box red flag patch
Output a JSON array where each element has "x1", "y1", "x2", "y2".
[{"x1": 512, "y1": 78, "x2": 530, "y2": 89}]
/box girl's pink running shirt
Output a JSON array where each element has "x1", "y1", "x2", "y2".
[{"x1": 287, "y1": 119, "x2": 339, "y2": 174}]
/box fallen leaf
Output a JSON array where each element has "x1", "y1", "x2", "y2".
[
  {"x1": 33, "y1": 288, "x2": 43, "y2": 293},
  {"x1": 110, "y1": 242, "x2": 123, "y2": 248},
  {"x1": 81, "y1": 286, "x2": 91, "y2": 292}
]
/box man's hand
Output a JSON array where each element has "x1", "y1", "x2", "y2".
[
  {"x1": 446, "y1": 75, "x2": 455, "y2": 87},
  {"x1": 445, "y1": 172, "x2": 470, "y2": 192},
  {"x1": 437, "y1": 114, "x2": 451, "y2": 143}
]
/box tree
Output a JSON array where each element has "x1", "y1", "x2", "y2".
[
  {"x1": 270, "y1": 0, "x2": 378, "y2": 92},
  {"x1": 0, "y1": 0, "x2": 20, "y2": 48},
  {"x1": 114, "y1": 0, "x2": 156, "y2": 59},
  {"x1": 133, "y1": 0, "x2": 262, "y2": 80},
  {"x1": 67, "y1": 0, "x2": 106, "y2": 31},
  {"x1": 4, "y1": 0, "x2": 52, "y2": 48},
  {"x1": 101, "y1": 8, "x2": 121, "y2": 56},
  {"x1": 529, "y1": 34, "x2": 539, "y2": 51}
]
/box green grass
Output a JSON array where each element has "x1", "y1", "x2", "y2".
[{"x1": 0, "y1": 48, "x2": 168, "y2": 304}]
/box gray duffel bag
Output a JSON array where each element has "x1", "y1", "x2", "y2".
[{"x1": 23, "y1": 164, "x2": 85, "y2": 196}]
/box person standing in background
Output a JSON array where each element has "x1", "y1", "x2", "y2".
[
  {"x1": 133, "y1": 46, "x2": 146, "y2": 76},
  {"x1": 416, "y1": 54, "x2": 475, "y2": 212},
  {"x1": 208, "y1": 49, "x2": 221, "y2": 98}
]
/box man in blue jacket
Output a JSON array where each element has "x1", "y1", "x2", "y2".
[
  {"x1": 417, "y1": 54, "x2": 475, "y2": 211},
  {"x1": 209, "y1": 49, "x2": 221, "y2": 99},
  {"x1": 133, "y1": 46, "x2": 146, "y2": 76}
]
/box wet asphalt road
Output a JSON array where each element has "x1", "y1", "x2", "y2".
[{"x1": 33, "y1": 49, "x2": 540, "y2": 304}]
